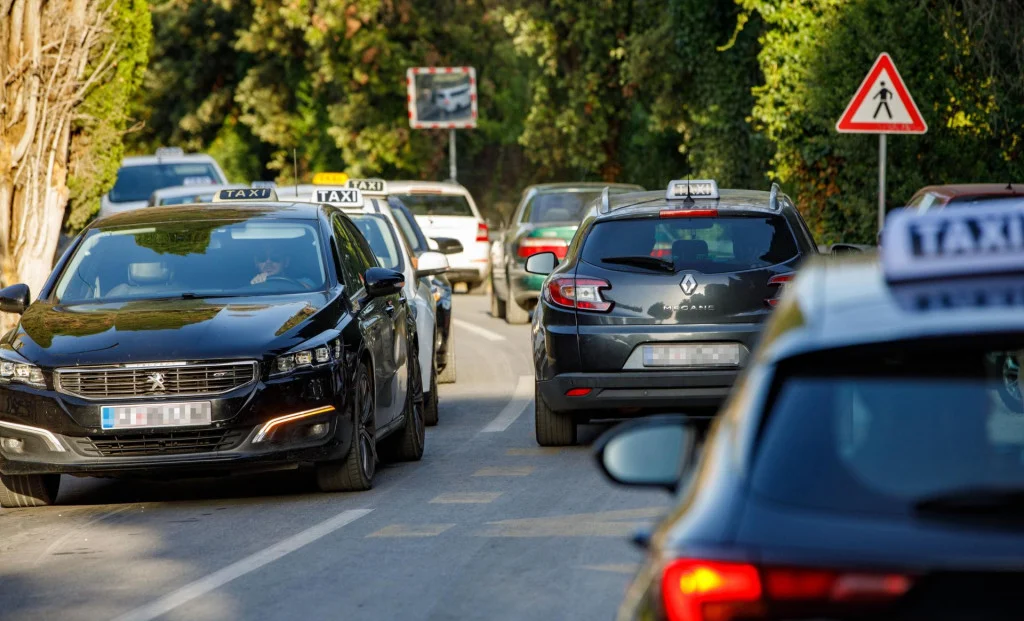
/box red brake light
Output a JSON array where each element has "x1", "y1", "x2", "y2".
[
  {"x1": 565, "y1": 387, "x2": 592, "y2": 397},
  {"x1": 662, "y1": 560, "x2": 762, "y2": 621},
  {"x1": 476, "y1": 222, "x2": 489, "y2": 242},
  {"x1": 765, "y1": 273, "x2": 794, "y2": 308},
  {"x1": 545, "y1": 276, "x2": 612, "y2": 312},
  {"x1": 661, "y1": 209, "x2": 719, "y2": 218},
  {"x1": 517, "y1": 237, "x2": 569, "y2": 259}
]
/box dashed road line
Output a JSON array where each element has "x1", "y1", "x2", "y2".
[
  {"x1": 110, "y1": 508, "x2": 372, "y2": 621},
  {"x1": 367, "y1": 524, "x2": 455, "y2": 538},
  {"x1": 453, "y1": 318, "x2": 507, "y2": 342},
  {"x1": 429, "y1": 492, "x2": 504, "y2": 504},
  {"x1": 481, "y1": 375, "x2": 533, "y2": 433},
  {"x1": 472, "y1": 466, "x2": 536, "y2": 477}
]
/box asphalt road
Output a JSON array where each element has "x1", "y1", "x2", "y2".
[{"x1": 0, "y1": 293, "x2": 670, "y2": 621}]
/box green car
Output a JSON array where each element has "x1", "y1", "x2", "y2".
[{"x1": 490, "y1": 182, "x2": 644, "y2": 324}]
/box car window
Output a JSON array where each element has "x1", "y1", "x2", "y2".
[
  {"x1": 523, "y1": 192, "x2": 602, "y2": 224},
  {"x1": 392, "y1": 193, "x2": 474, "y2": 217},
  {"x1": 945, "y1": 196, "x2": 1024, "y2": 208},
  {"x1": 341, "y1": 218, "x2": 379, "y2": 273},
  {"x1": 332, "y1": 215, "x2": 368, "y2": 293},
  {"x1": 389, "y1": 202, "x2": 426, "y2": 255},
  {"x1": 109, "y1": 163, "x2": 223, "y2": 203},
  {"x1": 157, "y1": 192, "x2": 218, "y2": 206},
  {"x1": 350, "y1": 214, "x2": 402, "y2": 270},
  {"x1": 750, "y1": 345, "x2": 1024, "y2": 516},
  {"x1": 581, "y1": 215, "x2": 799, "y2": 274},
  {"x1": 55, "y1": 219, "x2": 326, "y2": 302}
]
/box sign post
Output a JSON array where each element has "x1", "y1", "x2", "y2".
[
  {"x1": 836, "y1": 53, "x2": 927, "y2": 234},
  {"x1": 407, "y1": 67, "x2": 478, "y2": 182}
]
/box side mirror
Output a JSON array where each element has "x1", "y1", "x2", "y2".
[
  {"x1": 416, "y1": 251, "x2": 449, "y2": 278},
  {"x1": 431, "y1": 237, "x2": 464, "y2": 255},
  {"x1": 0, "y1": 284, "x2": 30, "y2": 314},
  {"x1": 593, "y1": 415, "x2": 697, "y2": 493},
  {"x1": 426, "y1": 237, "x2": 440, "y2": 251},
  {"x1": 525, "y1": 251, "x2": 557, "y2": 275},
  {"x1": 364, "y1": 267, "x2": 404, "y2": 298}
]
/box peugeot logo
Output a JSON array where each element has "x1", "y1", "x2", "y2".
[
  {"x1": 680, "y1": 274, "x2": 698, "y2": 295},
  {"x1": 147, "y1": 372, "x2": 166, "y2": 393}
]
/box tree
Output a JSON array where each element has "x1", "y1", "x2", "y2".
[{"x1": 0, "y1": 0, "x2": 150, "y2": 308}]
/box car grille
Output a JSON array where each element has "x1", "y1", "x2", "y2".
[
  {"x1": 55, "y1": 362, "x2": 258, "y2": 400},
  {"x1": 75, "y1": 429, "x2": 244, "y2": 457}
]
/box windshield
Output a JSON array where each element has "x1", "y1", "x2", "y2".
[
  {"x1": 392, "y1": 193, "x2": 474, "y2": 217},
  {"x1": 350, "y1": 214, "x2": 402, "y2": 270},
  {"x1": 55, "y1": 219, "x2": 327, "y2": 303},
  {"x1": 523, "y1": 192, "x2": 601, "y2": 223},
  {"x1": 751, "y1": 345, "x2": 1024, "y2": 516},
  {"x1": 109, "y1": 163, "x2": 223, "y2": 203},
  {"x1": 582, "y1": 215, "x2": 799, "y2": 274}
]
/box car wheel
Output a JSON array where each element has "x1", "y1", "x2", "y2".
[
  {"x1": 998, "y1": 353, "x2": 1024, "y2": 413},
  {"x1": 424, "y1": 363, "x2": 440, "y2": 426},
  {"x1": 467, "y1": 280, "x2": 487, "y2": 295},
  {"x1": 0, "y1": 473, "x2": 60, "y2": 508},
  {"x1": 316, "y1": 360, "x2": 376, "y2": 492},
  {"x1": 505, "y1": 296, "x2": 530, "y2": 324},
  {"x1": 437, "y1": 331, "x2": 456, "y2": 384},
  {"x1": 534, "y1": 383, "x2": 576, "y2": 446},
  {"x1": 490, "y1": 286, "x2": 506, "y2": 319},
  {"x1": 380, "y1": 351, "x2": 426, "y2": 461}
]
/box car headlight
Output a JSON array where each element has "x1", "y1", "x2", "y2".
[
  {"x1": 271, "y1": 338, "x2": 342, "y2": 377},
  {"x1": 0, "y1": 350, "x2": 46, "y2": 388}
]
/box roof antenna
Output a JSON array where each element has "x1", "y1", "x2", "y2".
[{"x1": 293, "y1": 149, "x2": 299, "y2": 197}]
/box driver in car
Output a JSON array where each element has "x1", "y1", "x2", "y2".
[{"x1": 251, "y1": 247, "x2": 314, "y2": 289}]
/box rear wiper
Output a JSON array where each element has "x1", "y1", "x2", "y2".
[
  {"x1": 601, "y1": 255, "x2": 675, "y2": 272},
  {"x1": 913, "y1": 486, "x2": 1024, "y2": 516}
]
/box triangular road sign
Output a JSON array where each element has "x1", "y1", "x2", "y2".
[{"x1": 836, "y1": 53, "x2": 927, "y2": 134}]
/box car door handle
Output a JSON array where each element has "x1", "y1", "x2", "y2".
[{"x1": 384, "y1": 300, "x2": 396, "y2": 317}]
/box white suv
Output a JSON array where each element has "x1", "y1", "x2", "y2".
[
  {"x1": 387, "y1": 181, "x2": 489, "y2": 292},
  {"x1": 100, "y1": 148, "x2": 228, "y2": 218}
]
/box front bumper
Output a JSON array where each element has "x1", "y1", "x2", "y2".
[
  {"x1": 0, "y1": 365, "x2": 352, "y2": 477},
  {"x1": 537, "y1": 370, "x2": 737, "y2": 414}
]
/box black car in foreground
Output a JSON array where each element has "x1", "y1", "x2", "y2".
[
  {"x1": 0, "y1": 191, "x2": 424, "y2": 507},
  {"x1": 527, "y1": 180, "x2": 819, "y2": 445},
  {"x1": 594, "y1": 201, "x2": 1024, "y2": 621}
]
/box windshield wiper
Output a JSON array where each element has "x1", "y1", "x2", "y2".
[
  {"x1": 913, "y1": 486, "x2": 1024, "y2": 516},
  {"x1": 601, "y1": 255, "x2": 675, "y2": 272}
]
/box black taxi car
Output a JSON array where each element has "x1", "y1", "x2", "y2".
[
  {"x1": 526, "y1": 179, "x2": 819, "y2": 445},
  {"x1": 0, "y1": 188, "x2": 424, "y2": 507},
  {"x1": 594, "y1": 200, "x2": 1024, "y2": 621}
]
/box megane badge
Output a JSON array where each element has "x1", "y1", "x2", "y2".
[
  {"x1": 147, "y1": 372, "x2": 166, "y2": 392},
  {"x1": 680, "y1": 274, "x2": 698, "y2": 295}
]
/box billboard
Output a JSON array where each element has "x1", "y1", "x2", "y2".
[{"x1": 407, "y1": 67, "x2": 477, "y2": 129}]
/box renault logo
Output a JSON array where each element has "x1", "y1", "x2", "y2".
[
  {"x1": 147, "y1": 372, "x2": 166, "y2": 393},
  {"x1": 680, "y1": 274, "x2": 698, "y2": 295}
]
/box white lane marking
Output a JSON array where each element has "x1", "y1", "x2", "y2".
[
  {"x1": 481, "y1": 375, "x2": 533, "y2": 433},
  {"x1": 111, "y1": 509, "x2": 372, "y2": 621},
  {"x1": 453, "y1": 318, "x2": 506, "y2": 342}
]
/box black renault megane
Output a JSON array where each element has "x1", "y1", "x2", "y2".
[{"x1": 0, "y1": 192, "x2": 424, "y2": 507}]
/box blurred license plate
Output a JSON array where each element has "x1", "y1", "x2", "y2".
[
  {"x1": 643, "y1": 343, "x2": 741, "y2": 368},
  {"x1": 101, "y1": 402, "x2": 212, "y2": 430}
]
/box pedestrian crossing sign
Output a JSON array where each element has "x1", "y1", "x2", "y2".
[{"x1": 836, "y1": 53, "x2": 927, "y2": 134}]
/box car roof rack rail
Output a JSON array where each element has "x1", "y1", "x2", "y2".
[{"x1": 769, "y1": 182, "x2": 782, "y2": 211}]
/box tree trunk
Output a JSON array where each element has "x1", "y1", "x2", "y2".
[{"x1": 0, "y1": 0, "x2": 113, "y2": 329}]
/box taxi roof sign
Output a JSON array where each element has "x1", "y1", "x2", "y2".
[
  {"x1": 213, "y1": 187, "x2": 278, "y2": 202},
  {"x1": 312, "y1": 172, "x2": 350, "y2": 186},
  {"x1": 313, "y1": 187, "x2": 363, "y2": 207},
  {"x1": 882, "y1": 202, "x2": 1024, "y2": 283},
  {"x1": 666, "y1": 179, "x2": 719, "y2": 201},
  {"x1": 347, "y1": 178, "x2": 387, "y2": 195}
]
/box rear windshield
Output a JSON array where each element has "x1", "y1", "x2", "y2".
[
  {"x1": 350, "y1": 214, "x2": 402, "y2": 270},
  {"x1": 523, "y1": 192, "x2": 601, "y2": 224},
  {"x1": 751, "y1": 345, "x2": 1024, "y2": 517},
  {"x1": 392, "y1": 193, "x2": 474, "y2": 218},
  {"x1": 156, "y1": 191, "x2": 217, "y2": 206},
  {"x1": 110, "y1": 163, "x2": 223, "y2": 203},
  {"x1": 581, "y1": 215, "x2": 799, "y2": 274}
]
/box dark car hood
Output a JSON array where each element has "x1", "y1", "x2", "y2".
[{"x1": 7, "y1": 293, "x2": 338, "y2": 367}]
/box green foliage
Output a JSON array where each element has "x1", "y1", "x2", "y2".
[{"x1": 67, "y1": 0, "x2": 152, "y2": 231}]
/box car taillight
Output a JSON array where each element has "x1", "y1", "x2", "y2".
[
  {"x1": 765, "y1": 273, "x2": 793, "y2": 308},
  {"x1": 476, "y1": 222, "x2": 489, "y2": 242},
  {"x1": 517, "y1": 238, "x2": 569, "y2": 259},
  {"x1": 661, "y1": 559, "x2": 912, "y2": 621},
  {"x1": 545, "y1": 276, "x2": 612, "y2": 312}
]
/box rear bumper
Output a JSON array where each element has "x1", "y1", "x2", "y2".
[
  {"x1": 445, "y1": 242, "x2": 490, "y2": 283},
  {"x1": 536, "y1": 370, "x2": 736, "y2": 413},
  {"x1": 509, "y1": 268, "x2": 547, "y2": 305}
]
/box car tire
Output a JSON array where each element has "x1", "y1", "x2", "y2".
[
  {"x1": 0, "y1": 473, "x2": 61, "y2": 508},
  {"x1": 424, "y1": 364, "x2": 440, "y2": 426},
  {"x1": 998, "y1": 353, "x2": 1024, "y2": 414},
  {"x1": 437, "y1": 331, "x2": 456, "y2": 384},
  {"x1": 467, "y1": 280, "x2": 487, "y2": 295},
  {"x1": 316, "y1": 360, "x2": 376, "y2": 492},
  {"x1": 505, "y1": 296, "x2": 530, "y2": 325},
  {"x1": 490, "y1": 287, "x2": 506, "y2": 319},
  {"x1": 534, "y1": 383, "x2": 576, "y2": 446},
  {"x1": 380, "y1": 351, "x2": 426, "y2": 462}
]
